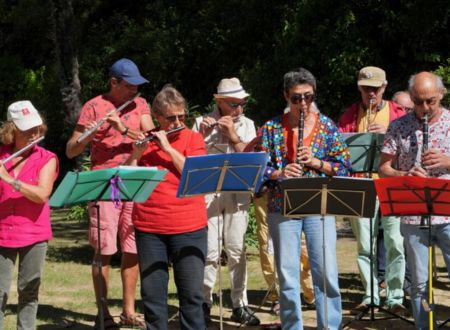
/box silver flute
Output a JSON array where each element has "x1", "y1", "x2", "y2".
[
  {"x1": 76, "y1": 93, "x2": 140, "y2": 143},
  {"x1": 135, "y1": 126, "x2": 185, "y2": 146},
  {"x1": 1, "y1": 136, "x2": 45, "y2": 165}
]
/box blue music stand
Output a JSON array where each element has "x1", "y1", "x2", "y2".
[{"x1": 177, "y1": 152, "x2": 268, "y2": 329}]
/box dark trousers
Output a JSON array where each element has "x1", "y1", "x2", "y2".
[{"x1": 135, "y1": 227, "x2": 207, "y2": 330}]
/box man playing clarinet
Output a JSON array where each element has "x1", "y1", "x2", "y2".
[
  {"x1": 379, "y1": 71, "x2": 450, "y2": 329},
  {"x1": 66, "y1": 58, "x2": 153, "y2": 329}
]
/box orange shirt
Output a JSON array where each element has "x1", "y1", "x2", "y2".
[
  {"x1": 282, "y1": 112, "x2": 318, "y2": 163},
  {"x1": 132, "y1": 129, "x2": 208, "y2": 234}
]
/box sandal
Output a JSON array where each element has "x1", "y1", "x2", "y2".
[
  {"x1": 119, "y1": 313, "x2": 146, "y2": 329},
  {"x1": 94, "y1": 314, "x2": 120, "y2": 330}
]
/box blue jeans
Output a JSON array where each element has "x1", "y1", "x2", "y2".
[
  {"x1": 269, "y1": 213, "x2": 342, "y2": 330},
  {"x1": 135, "y1": 227, "x2": 207, "y2": 330},
  {"x1": 401, "y1": 223, "x2": 450, "y2": 330},
  {"x1": 0, "y1": 242, "x2": 48, "y2": 330}
]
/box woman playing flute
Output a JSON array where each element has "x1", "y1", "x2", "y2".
[
  {"x1": 256, "y1": 68, "x2": 350, "y2": 329},
  {"x1": 127, "y1": 86, "x2": 208, "y2": 329},
  {"x1": 0, "y1": 101, "x2": 58, "y2": 330}
]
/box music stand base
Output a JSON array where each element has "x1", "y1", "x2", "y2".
[{"x1": 440, "y1": 318, "x2": 450, "y2": 328}]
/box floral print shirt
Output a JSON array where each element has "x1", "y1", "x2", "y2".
[
  {"x1": 382, "y1": 109, "x2": 450, "y2": 224},
  {"x1": 256, "y1": 113, "x2": 351, "y2": 213}
]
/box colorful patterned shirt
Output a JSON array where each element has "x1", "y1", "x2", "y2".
[
  {"x1": 256, "y1": 113, "x2": 351, "y2": 213},
  {"x1": 382, "y1": 109, "x2": 450, "y2": 224}
]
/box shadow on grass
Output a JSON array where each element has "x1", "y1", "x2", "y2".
[{"x1": 7, "y1": 304, "x2": 93, "y2": 329}]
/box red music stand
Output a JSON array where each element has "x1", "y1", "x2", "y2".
[{"x1": 375, "y1": 176, "x2": 450, "y2": 329}]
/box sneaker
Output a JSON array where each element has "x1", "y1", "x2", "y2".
[
  {"x1": 203, "y1": 303, "x2": 211, "y2": 325},
  {"x1": 350, "y1": 302, "x2": 368, "y2": 315},
  {"x1": 231, "y1": 306, "x2": 260, "y2": 326},
  {"x1": 386, "y1": 303, "x2": 410, "y2": 317}
]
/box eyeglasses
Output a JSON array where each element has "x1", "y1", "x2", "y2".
[
  {"x1": 412, "y1": 97, "x2": 438, "y2": 106},
  {"x1": 405, "y1": 107, "x2": 414, "y2": 112},
  {"x1": 227, "y1": 101, "x2": 248, "y2": 109},
  {"x1": 164, "y1": 114, "x2": 186, "y2": 122},
  {"x1": 290, "y1": 93, "x2": 314, "y2": 104},
  {"x1": 360, "y1": 86, "x2": 382, "y2": 94}
]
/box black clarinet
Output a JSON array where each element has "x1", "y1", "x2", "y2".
[
  {"x1": 419, "y1": 114, "x2": 429, "y2": 229},
  {"x1": 297, "y1": 110, "x2": 305, "y2": 176}
]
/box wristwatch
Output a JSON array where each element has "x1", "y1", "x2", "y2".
[
  {"x1": 121, "y1": 126, "x2": 129, "y2": 136},
  {"x1": 12, "y1": 179, "x2": 22, "y2": 192}
]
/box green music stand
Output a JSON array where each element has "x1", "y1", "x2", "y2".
[
  {"x1": 50, "y1": 166, "x2": 167, "y2": 330},
  {"x1": 342, "y1": 132, "x2": 384, "y2": 173}
]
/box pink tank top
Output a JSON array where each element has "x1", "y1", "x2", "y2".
[{"x1": 0, "y1": 145, "x2": 59, "y2": 248}]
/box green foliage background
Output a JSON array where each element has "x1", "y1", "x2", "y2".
[{"x1": 2, "y1": 0, "x2": 449, "y2": 245}]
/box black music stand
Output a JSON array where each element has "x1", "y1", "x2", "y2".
[
  {"x1": 50, "y1": 166, "x2": 167, "y2": 330},
  {"x1": 177, "y1": 152, "x2": 268, "y2": 329},
  {"x1": 375, "y1": 176, "x2": 450, "y2": 329},
  {"x1": 281, "y1": 176, "x2": 377, "y2": 330}
]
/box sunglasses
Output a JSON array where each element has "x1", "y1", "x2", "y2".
[
  {"x1": 412, "y1": 97, "x2": 438, "y2": 106},
  {"x1": 360, "y1": 86, "x2": 382, "y2": 94},
  {"x1": 290, "y1": 93, "x2": 314, "y2": 104},
  {"x1": 164, "y1": 114, "x2": 186, "y2": 122},
  {"x1": 227, "y1": 101, "x2": 248, "y2": 109}
]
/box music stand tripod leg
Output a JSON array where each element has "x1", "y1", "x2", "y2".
[
  {"x1": 215, "y1": 193, "x2": 224, "y2": 330},
  {"x1": 321, "y1": 214, "x2": 329, "y2": 330},
  {"x1": 94, "y1": 203, "x2": 105, "y2": 330}
]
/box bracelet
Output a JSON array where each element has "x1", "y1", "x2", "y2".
[
  {"x1": 318, "y1": 160, "x2": 324, "y2": 170},
  {"x1": 121, "y1": 126, "x2": 129, "y2": 136},
  {"x1": 12, "y1": 179, "x2": 22, "y2": 192}
]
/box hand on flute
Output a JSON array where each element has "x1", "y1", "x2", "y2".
[
  {"x1": 0, "y1": 162, "x2": 13, "y2": 184},
  {"x1": 106, "y1": 112, "x2": 127, "y2": 134},
  {"x1": 198, "y1": 116, "x2": 216, "y2": 136}
]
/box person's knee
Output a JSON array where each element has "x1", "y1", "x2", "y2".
[{"x1": 18, "y1": 278, "x2": 40, "y2": 302}]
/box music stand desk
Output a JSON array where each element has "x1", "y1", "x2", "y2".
[
  {"x1": 376, "y1": 176, "x2": 450, "y2": 329},
  {"x1": 177, "y1": 152, "x2": 268, "y2": 329},
  {"x1": 50, "y1": 166, "x2": 167, "y2": 330}
]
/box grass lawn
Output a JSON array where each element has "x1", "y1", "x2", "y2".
[{"x1": 2, "y1": 210, "x2": 450, "y2": 329}]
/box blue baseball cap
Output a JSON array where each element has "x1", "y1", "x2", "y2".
[{"x1": 110, "y1": 58, "x2": 149, "y2": 85}]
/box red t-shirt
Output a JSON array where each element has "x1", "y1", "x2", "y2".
[
  {"x1": 77, "y1": 94, "x2": 151, "y2": 169},
  {"x1": 132, "y1": 128, "x2": 208, "y2": 234}
]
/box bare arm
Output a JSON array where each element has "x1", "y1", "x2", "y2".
[
  {"x1": 379, "y1": 152, "x2": 408, "y2": 177},
  {"x1": 66, "y1": 124, "x2": 95, "y2": 159},
  {"x1": 0, "y1": 158, "x2": 57, "y2": 203}
]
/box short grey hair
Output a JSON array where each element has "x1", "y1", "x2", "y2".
[
  {"x1": 408, "y1": 73, "x2": 447, "y2": 95},
  {"x1": 152, "y1": 86, "x2": 186, "y2": 116},
  {"x1": 283, "y1": 68, "x2": 317, "y2": 93}
]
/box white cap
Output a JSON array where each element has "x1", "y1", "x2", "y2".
[{"x1": 7, "y1": 100, "x2": 43, "y2": 131}]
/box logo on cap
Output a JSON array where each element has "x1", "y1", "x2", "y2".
[{"x1": 22, "y1": 108, "x2": 30, "y2": 116}]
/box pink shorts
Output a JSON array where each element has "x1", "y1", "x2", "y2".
[{"x1": 88, "y1": 201, "x2": 137, "y2": 255}]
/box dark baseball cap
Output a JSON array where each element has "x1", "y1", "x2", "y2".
[{"x1": 110, "y1": 58, "x2": 149, "y2": 85}]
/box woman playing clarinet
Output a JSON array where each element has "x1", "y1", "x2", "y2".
[
  {"x1": 127, "y1": 86, "x2": 208, "y2": 329},
  {"x1": 256, "y1": 68, "x2": 351, "y2": 329},
  {"x1": 0, "y1": 101, "x2": 58, "y2": 330}
]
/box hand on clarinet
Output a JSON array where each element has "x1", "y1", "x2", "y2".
[
  {"x1": 282, "y1": 163, "x2": 303, "y2": 178},
  {"x1": 297, "y1": 146, "x2": 313, "y2": 166},
  {"x1": 422, "y1": 149, "x2": 450, "y2": 170},
  {"x1": 406, "y1": 166, "x2": 428, "y2": 177}
]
